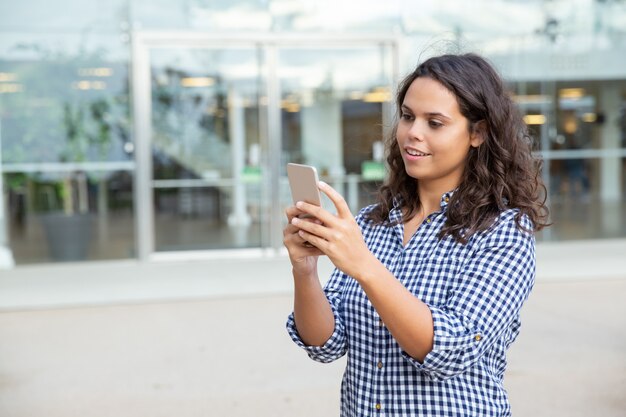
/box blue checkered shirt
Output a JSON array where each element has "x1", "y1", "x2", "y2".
[{"x1": 286, "y1": 191, "x2": 536, "y2": 416}]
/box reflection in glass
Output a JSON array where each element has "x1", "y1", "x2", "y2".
[
  {"x1": 0, "y1": 30, "x2": 135, "y2": 263},
  {"x1": 2, "y1": 0, "x2": 626, "y2": 266},
  {"x1": 278, "y1": 47, "x2": 393, "y2": 216},
  {"x1": 150, "y1": 48, "x2": 265, "y2": 251},
  {"x1": 4, "y1": 170, "x2": 135, "y2": 263},
  {"x1": 538, "y1": 157, "x2": 626, "y2": 241}
]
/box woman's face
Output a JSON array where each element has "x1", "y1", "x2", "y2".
[{"x1": 396, "y1": 76, "x2": 482, "y2": 190}]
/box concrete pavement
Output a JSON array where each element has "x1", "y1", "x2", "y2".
[{"x1": 0, "y1": 240, "x2": 625, "y2": 416}]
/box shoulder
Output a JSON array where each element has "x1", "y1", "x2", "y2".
[
  {"x1": 471, "y1": 208, "x2": 535, "y2": 250},
  {"x1": 353, "y1": 203, "x2": 387, "y2": 235},
  {"x1": 354, "y1": 203, "x2": 379, "y2": 226},
  {"x1": 356, "y1": 203, "x2": 378, "y2": 217},
  {"x1": 496, "y1": 208, "x2": 534, "y2": 234}
]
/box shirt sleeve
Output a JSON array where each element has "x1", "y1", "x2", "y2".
[
  {"x1": 284, "y1": 207, "x2": 375, "y2": 363},
  {"x1": 285, "y1": 267, "x2": 348, "y2": 363},
  {"x1": 402, "y1": 211, "x2": 536, "y2": 381}
]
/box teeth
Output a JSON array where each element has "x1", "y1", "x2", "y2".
[{"x1": 406, "y1": 149, "x2": 429, "y2": 157}]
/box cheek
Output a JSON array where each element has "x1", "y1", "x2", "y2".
[
  {"x1": 396, "y1": 124, "x2": 409, "y2": 140},
  {"x1": 432, "y1": 135, "x2": 471, "y2": 161}
]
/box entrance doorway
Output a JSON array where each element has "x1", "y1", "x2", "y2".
[{"x1": 132, "y1": 32, "x2": 399, "y2": 260}]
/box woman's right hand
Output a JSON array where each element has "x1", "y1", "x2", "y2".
[{"x1": 283, "y1": 205, "x2": 324, "y2": 275}]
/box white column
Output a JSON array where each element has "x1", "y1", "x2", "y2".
[
  {"x1": 227, "y1": 88, "x2": 251, "y2": 227},
  {"x1": 0, "y1": 120, "x2": 15, "y2": 268},
  {"x1": 301, "y1": 88, "x2": 344, "y2": 208},
  {"x1": 599, "y1": 82, "x2": 622, "y2": 235},
  {"x1": 600, "y1": 82, "x2": 622, "y2": 202},
  {"x1": 346, "y1": 173, "x2": 359, "y2": 213},
  {"x1": 301, "y1": 89, "x2": 343, "y2": 176}
]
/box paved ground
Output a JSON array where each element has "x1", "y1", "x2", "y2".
[{"x1": 0, "y1": 276, "x2": 625, "y2": 416}]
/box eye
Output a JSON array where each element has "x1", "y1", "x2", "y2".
[
  {"x1": 429, "y1": 119, "x2": 443, "y2": 128},
  {"x1": 401, "y1": 113, "x2": 414, "y2": 121}
]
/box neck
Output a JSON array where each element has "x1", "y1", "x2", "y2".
[{"x1": 416, "y1": 179, "x2": 457, "y2": 215}]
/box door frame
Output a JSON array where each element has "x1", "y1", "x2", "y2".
[{"x1": 131, "y1": 31, "x2": 401, "y2": 261}]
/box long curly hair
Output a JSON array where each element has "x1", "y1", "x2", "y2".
[{"x1": 366, "y1": 53, "x2": 550, "y2": 243}]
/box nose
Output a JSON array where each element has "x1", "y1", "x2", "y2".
[{"x1": 407, "y1": 119, "x2": 425, "y2": 142}]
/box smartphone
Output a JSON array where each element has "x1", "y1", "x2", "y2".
[{"x1": 287, "y1": 163, "x2": 322, "y2": 207}]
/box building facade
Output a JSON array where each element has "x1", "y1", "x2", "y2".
[{"x1": 1, "y1": 0, "x2": 625, "y2": 265}]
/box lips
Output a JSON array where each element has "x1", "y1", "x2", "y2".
[{"x1": 404, "y1": 147, "x2": 431, "y2": 157}]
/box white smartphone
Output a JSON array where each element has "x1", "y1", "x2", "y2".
[{"x1": 287, "y1": 163, "x2": 322, "y2": 207}]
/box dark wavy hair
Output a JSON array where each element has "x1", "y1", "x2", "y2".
[{"x1": 366, "y1": 53, "x2": 550, "y2": 243}]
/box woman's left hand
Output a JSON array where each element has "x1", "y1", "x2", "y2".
[{"x1": 290, "y1": 181, "x2": 374, "y2": 280}]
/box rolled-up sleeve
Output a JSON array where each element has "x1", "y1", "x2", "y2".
[
  {"x1": 286, "y1": 267, "x2": 348, "y2": 363},
  {"x1": 402, "y1": 212, "x2": 536, "y2": 381}
]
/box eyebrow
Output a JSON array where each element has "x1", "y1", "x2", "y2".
[{"x1": 401, "y1": 105, "x2": 452, "y2": 121}]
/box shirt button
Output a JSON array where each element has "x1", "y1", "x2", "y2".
[
  {"x1": 377, "y1": 361, "x2": 383, "y2": 369},
  {"x1": 426, "y1": 218, "x2": 432, "y2": 223},
  {"x1": 375, "y1": 403, "x2": 382, "y2": 411},
  {"x1": 444, "y1": 196, "x2": 450, "y2": 203},
  {"x1": 475, "y1": 334, "x2": 482, "y2": 342}
]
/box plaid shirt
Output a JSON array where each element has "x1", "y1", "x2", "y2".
[{"x1": 286, "y1": 191, "x2": 536, "y2": 416}]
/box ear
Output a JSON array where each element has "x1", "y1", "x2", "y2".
[{"x1": 470, "y1": 120, "x2": 487, "y2": 148}]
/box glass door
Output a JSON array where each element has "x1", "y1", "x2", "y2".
[
  {"x1": 148, "y1": 47, "x2": 266, "y2": 253},
  {"x1": 132, "y1": 33, "x2": 399, "y2": 260},
  {"x1": 276, "y1": 45, "x2": 396, "y2": 218}
]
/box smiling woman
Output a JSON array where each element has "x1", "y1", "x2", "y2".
[
  {"x1": 284, "y1": 53, "x2": 550, "y2": 417},
  {"x1": 369, "y1": 53, "x2": 550, "y2": 243},
  {"x1": 396, "y1": 77, "x2": 484, "y2": 197}
]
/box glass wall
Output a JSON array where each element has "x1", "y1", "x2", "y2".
[
  {"x1": 0, "y1": 0, "x2": 135, "y2": 263},
  {"x1": 507, "y1": 78, "x2": 626, "y2": 241},
  {"x1": 2, "y1": 0, "x2": 626, "y2": 265},
  {"x1": 277, "y1": 46, "x2": 394, "y2": 219},
  {"x1": 149, "y1": 47, "x2": 266, "y2": 252},
  {"x1": 131, "y1": 36, "x2": 398, "y2": 258}
]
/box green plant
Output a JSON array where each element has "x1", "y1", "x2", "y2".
[{"x1": 61, "y1": 103, "x2": 88, "y2": 163}]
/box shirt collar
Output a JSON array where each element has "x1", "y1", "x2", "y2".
[
  {"x1": 389, "y1": 189, "x2": 456, "y2": 221},
  {"x1": 440, "y1": 189, "x2": 455, "y2": 210}
]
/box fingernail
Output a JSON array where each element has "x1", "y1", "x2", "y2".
[
  {"x1": 291, "y1": 217, "x2": 299, "y2": 224},
  {"x1": 296, "y1": 201, "x2": 304, "y2": 208}
]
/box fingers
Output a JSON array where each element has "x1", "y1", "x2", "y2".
[
  {"x1": 285, "y1": 205, "x2": 305, "y2": 222},
  {"x1": 290, "y1": 216, "x2": 328, "y2": 240},
  {"x1": 293, "y1": 201, "x2": 335, "y2": 226},
  {"x1": 283, "y1": 222, "x2": 323, "y2": 254},
  {"x1": 296, "y1": 229, "x2": 327, "y2": 252},
  {"x1": 287, "y1": 182, "x2": 352, "y2": 222},
  {"x1": 286, "y1": 219, "x2": 326, "y2": 253},
  {"x1": 318, "y1": 181, "x2": 352, "y2": 218},
  {"x1": 284, "y1": 235, "x2": 324, "y2": 257}
]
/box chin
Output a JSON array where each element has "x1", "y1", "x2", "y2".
[{"x1": 403, "y1": 167, "x2": 424, "y2": 181}]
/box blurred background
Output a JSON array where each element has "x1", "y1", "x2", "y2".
[
  {"x1": 0, "y1": 1, "x2": 625, "y2": 416},
  {"x1": 0, "y1": 0, "x2": 625, "y2": 264}
]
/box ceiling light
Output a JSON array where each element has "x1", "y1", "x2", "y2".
[
  {"x1": 559, "y1": 88, "x2": 585, "y2": 99},
  {"x1": 72, "y1": 81, "x2": 107, "y2": 90},
  {"x1": 180, "y1": 77, "x2": 215, "y2": 88},
  {"x1": 523, "y1": 114, "x2": 546, "y2": 125},
  {"x1": 363, "y1": 88, "x2": 391, "y2": 103},
  {"x1": 0, "y1": 83, "x2": 23, "y2": 93},
  {"x1": 581, "y1": 113, "x2": 597, "y2": 123},
  {"x1": 512, "y1": 94, "x2": 551, "y2": 104},
  {"x1": 0, "y1": 72, "x2": 17, "y2": 82},
  {"x1": 78, "y1": 68, "x2": 113, "y2": 77}
]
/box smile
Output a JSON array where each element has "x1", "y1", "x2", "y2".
[{"x1": 405, "y1": 148, "x2": 431, "y2": 157}]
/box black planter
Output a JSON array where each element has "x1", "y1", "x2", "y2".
[{"x1": 40, "y1": 213, "x2": 94, "y2": 261}]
